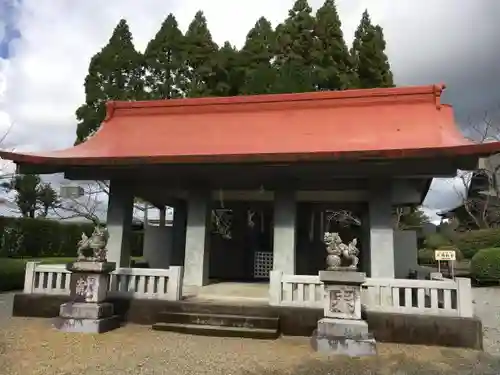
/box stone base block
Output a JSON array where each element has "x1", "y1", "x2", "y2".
[
  {"x1": 317, "y1": 318, "x2": 369, "y2": 339},
  {"x1": 313, "y1": 318, "x2": 376, "y2": 357},
  {"x1": 314, "y1": 335, "x2": 377, "y2": 357},
  {"x1": 319, "y1": 270, "x2": 366, "y2": 285},
  {"x1": 59, "y1": 302, "x2": 114, "y2": 320},
  {"x1": 53, "y1": 315, "x2": 121, "y2": 334}
]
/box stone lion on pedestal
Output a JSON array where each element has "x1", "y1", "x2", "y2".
[
  {"x1": 323, "y1": 232, "x2": 359, "y2": 271},
  {"x1": 77, "y1": 226, "x2": 109, "y2": 262}
]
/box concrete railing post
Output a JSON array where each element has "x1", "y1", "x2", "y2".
[
  {"x1": 166, "y1": 266, "x2": 184, "y2": 301},
  {"x1": 456, "y1": 277, "x2": 473, "y2": 318},
  {"x1": 23, "y1": 261, "x2": 40, "y2": 293},
  {"x1": 269, "y1": 270, "x2": 283, "y2": 306}
]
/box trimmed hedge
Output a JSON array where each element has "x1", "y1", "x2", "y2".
[
  {"x1": 423, "y1": 233, "x2": 451, "y2": 250},
  {"x1": 0, "y1": 217, "x2": 143, "y2": 258},
  {"x1": 0, "y1": 258, "x2": 26, "y2": 291},
  {"x1": 454, "y1": 229, "x2": 500, "y2": 259},
  {"x1": 470, "y1": 247, "x2": 500, "y2": 282}
]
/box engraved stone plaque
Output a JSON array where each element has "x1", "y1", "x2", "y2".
[
  {"x1": 69, "y1": 272, "x2": 109, "y2": 303},
  {"x1": 323, "y1": 284, "x2": 362, "y2": 320}
]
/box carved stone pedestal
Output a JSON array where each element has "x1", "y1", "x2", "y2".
[
  {"x1": 53, "y1": 261, "x2": 120, "y2": 334},
  {"x1": 312, "y1": 271, "x2": 376, "y2": 357}
]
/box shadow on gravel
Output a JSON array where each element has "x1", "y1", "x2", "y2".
[{"x1": 245, "y1": 348, "x2": 500, "y2": 375}]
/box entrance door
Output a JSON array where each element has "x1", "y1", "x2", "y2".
[
  {"x1": 247, "y1": 205, "x2": 273, "y2": 279},
  {"x1": 208, "y1": 202, "x2": 273, "y2": 281}
]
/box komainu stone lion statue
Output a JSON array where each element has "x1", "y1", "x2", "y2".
[
  {"x1": 323, "y1": 232, "x2": 359, "y2": 271},
  {"x1": 77, "y1": 226, "x2": 109, "y2": 262}
]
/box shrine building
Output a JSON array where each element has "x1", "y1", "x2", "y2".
[{"x1": 2, "y1": 84, "x2": 498, "y2": 288}]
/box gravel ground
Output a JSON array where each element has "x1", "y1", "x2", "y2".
[{"x1": 0, "y1": 289, "x2": 499, "y2": 375}]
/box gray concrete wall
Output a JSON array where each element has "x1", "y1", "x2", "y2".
[
  {"x1": 394, "y1": 230, "x2": 418, "y2": 279},
  {"x1": 143, "y1": 224, "x2": 173, "y2": 269}
]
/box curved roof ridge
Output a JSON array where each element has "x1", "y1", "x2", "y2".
[{"x1": 104, "y1": 84, "x2": 445, "y2": 121}]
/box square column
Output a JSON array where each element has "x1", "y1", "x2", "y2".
[
  {"x1": 272, "y1": 190, "x2": 296, "y2": 274},
  {"x1": 183, "y1": 191, "x2": 211, "y2": 287},
  {"x1": 106, "y1": 180, "x2": 134, "y2": 268},
  {"x1": 171, "y1": 202, "x2": 187, "y2": 266},
  {"x1": 368, "y1": 180, "x2": 395, "y2": 278}
]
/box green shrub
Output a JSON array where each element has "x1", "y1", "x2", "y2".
[
  {"x1": 454, "y1": 229, "x2": 500, "y2": 259},
  {"x1": 470, "y1": 247, "x2": 500, "y2": 281},
  {"x1": 0, "y1": 217, "x2": 144, "y2": 258},
  {"x1": 423, "y1": 233, "x2": 451, "y2": 249},
  {"x1": 0, "y1": 258, "x2": 27, "y2": 291},
  {"x1": 418, "y1": 248, "x2": 436, "y2": 265}
]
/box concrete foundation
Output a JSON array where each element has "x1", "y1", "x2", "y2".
[{"x1": 13, "y1": 293, "x2": 484, "y2": 350}]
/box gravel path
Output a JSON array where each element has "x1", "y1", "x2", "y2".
[
  {"x1": 0, "y1": 292, "x2": 14, "y2": 325},
  {"x1": 0, "y1": 289, "x2": 499, "y2": 375}
]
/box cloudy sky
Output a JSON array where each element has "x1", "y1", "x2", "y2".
[{"x1": 0, "y1": 0, "x2": 499, "y2": 222}]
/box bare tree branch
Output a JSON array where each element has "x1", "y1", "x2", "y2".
[
  {"x1": 447, "y1": 110, "x2": 500, "y2": 229},
  {"x1": 53, "y1": 182, "x2": 105, "y2": 225}
]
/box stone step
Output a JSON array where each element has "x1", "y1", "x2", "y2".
[
  {"x1": 154, "y1": 301, "x2": 278, "y2": 317},
  {"x1": 157, "y1": 311, "x2": 279, "y2": 330},
  {"x1": 152, "y1": 322, "x2": 279, "y2": 340}
]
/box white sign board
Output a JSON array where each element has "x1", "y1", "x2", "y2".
[{"x1": 434, "y1": 250, "x2": 456, "y2": 261}]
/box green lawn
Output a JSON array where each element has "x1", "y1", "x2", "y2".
[{"x1": 0, "y1": 257, "x2": 144, "y2": 292}]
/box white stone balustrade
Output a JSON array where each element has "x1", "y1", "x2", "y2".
[
  {"x1": 23, "y1": 262, "x2": 184, "y2": 301},
  {"x1": 269, "y1": 271, "x2": 324, "y2": 308},
  {"x1": 269, "y1": 270, "x2": 474, "y2": 318}
]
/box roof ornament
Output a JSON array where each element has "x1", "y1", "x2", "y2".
[{"x1": 433, "y1": 83, "x2": 446, "y2": 110}]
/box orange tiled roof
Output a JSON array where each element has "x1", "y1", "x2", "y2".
[{"x1": 1, "y1": 84, "x2": 499, "y2": 166}]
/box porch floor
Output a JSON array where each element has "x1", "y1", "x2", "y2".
[{"x1": 182, "y1": 280, "x2": 269, "y2": 303}]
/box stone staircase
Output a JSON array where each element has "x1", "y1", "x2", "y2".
[{"x1": 152, "y1": 301, "x2": 280, "y2": 339}]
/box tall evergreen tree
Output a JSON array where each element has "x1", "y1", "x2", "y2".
[
  {"x1": 313, "y1": 0, "x2": 355, "y2": 90},
  {"x1": 75, "y1": 19, "x2": 144, "y2": 144},
  {"x1": 9, "y1": 175, "x2": 58, "y2": 218},
  {"x1": 350, "y1": 10, "x2": 393, "y2": 89},
  {"x1": 143, "y1": 14, "x2": 186, "y2": 99},
  {"x1": 240, "y1": 17, "x2": 277, "y2": 95},
  {"x1": 211, "y1": 42, "x2": 244, "y2": 97},
  {"x1": 183, "y1": 11, "x2": 219, "y2": 97},
  {"x1": 273, "y1": 0, "x2": 316, "y2": 93}
]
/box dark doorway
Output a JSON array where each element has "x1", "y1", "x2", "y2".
[
  {"x1": 209, "y1": 202, "x2": 274, "y2": 281},
  {"x1": 296, "y1": 203, "x2": 362, "y2": 275}
]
